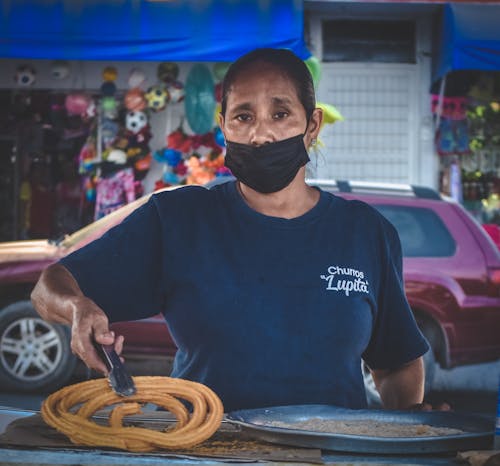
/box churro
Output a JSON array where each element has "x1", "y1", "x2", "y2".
[{"x1": 41, "y1": 376, "x2": 224, "y2": 452}]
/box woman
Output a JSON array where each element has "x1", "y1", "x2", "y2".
[{"x1": 32, "y1": 48, "x2": 429, "y2": 412}]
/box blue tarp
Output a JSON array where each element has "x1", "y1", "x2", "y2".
[
  {"x1": 433, "y1": 3, "x2": 500, "y2": 83},
  {"x1": 0, "y1": 0, "x2": 310, "y2": 61}
]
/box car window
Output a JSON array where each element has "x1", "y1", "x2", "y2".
[{"x1": 373, "y1": 205, "x2": 456, "y2": 257}]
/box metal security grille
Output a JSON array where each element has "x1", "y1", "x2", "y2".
[{"x1": 314, "y1": 63, "x2": 418, "y2": 183}]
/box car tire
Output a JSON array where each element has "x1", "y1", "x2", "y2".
[
  {"x1": 0, "y1": 301, "x2": 77, "y2": 393},
  {"x1": 363, "y1": 341, "x2": 437, "y2": 408}
]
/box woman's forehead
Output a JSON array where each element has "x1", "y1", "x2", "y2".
[{"x1": 226, "y1": 64, "x2": 300, "y2": 105}]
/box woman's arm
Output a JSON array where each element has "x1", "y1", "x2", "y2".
[
  {"x1": 370, "y1": 357, "x2": 425, "y2": 409},
  {"x1": 31, "y1": 263, "x2": 122, "y2": 374}
]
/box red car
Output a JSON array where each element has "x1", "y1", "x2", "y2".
[{"x1": 0, "y1": 181, "x2": 499, "y2": 399}]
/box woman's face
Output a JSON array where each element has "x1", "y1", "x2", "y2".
[{"x1": 220, "y1": 63, "x2": 321, "y2": 148}]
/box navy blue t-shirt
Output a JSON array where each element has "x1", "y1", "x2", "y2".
[{"x1": 60, "y1": 181, "x2": 429, "y2": 412}]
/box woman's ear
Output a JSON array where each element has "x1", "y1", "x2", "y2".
[
  {"x1": 309, "y1": 107, "x2": 323, "y2": 137},
  {"x1": 218, "y1": 113, "x2": 227, "y2": 141},
  {"x1": 305, "y1": 107, "x2": 323, "y2": 147}
]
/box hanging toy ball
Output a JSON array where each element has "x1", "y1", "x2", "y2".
[
  {"x1": 157, "y1": 62, "x2": 179, "y2": 84},
  {"x1": 214, "y1": 127, "x2": 225, "y2": 147},
  {"x1": 15, "y1": 65, "x2": 36, "y2": 86},
  {"x1": 145, "y1": 85, "x2": 169, "y2": 112},
  {"x1": 65, "y1": 93, "x2": 91, "y2": 116},
  {"x1": 134, "y1": 152, "x2": 152, "y2": 172},
  {"x1": 102, "y1": 66, "x2": 118, "y2": 82},
  {"x1": 167, "y1": 80, "x2": 185, "y2": 104},
  {"x1": 51, "y1": 61, "x2": 70, "y2": 80},
  {"x1": 126, "y1": 110, "x2": 148, "y2": 134},
  {"x1": 100, "y1": 81, "x2": 117, "y2": 97},
  {"x1": 128, "y1": 67, "x2": 146, "y2": 89},
  {"x1": 125, "y1": 88, "x2": 147, "y2": 111},
  {"x1": 101, "y1": 96, "x2": 118, "y2": 119},
  {"x1": 213, "y1": 62, "x2": 230, "y2": 82}
]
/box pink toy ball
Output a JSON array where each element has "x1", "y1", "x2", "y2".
[
  {"x1": 65, "y1": 93, "x2": 91, "y2": 116},
  {"x1": 15, "y1": 65, "x2": 36, "y2": 86},
  {"x1": 128, "y1": 68, "x2": 147, "y2": 89},
  {"x1": 125, "y1": 88, "x2": 147, "y2": 111}
]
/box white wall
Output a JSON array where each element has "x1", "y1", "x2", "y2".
[{"x1": 305, "y1": 3, "x2": 438, "y2": 189}]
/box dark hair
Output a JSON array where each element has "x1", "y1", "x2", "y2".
[{"x1": 221, "y1": 48, "x2": 316, "y2": 121}]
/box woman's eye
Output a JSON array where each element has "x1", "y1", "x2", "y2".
[
  {"x1": 273, "y1": 111, "x2": 288, "y2": 119},
  {"x1": 236, "y1": 113, "x2": 251, "y2": 122}
]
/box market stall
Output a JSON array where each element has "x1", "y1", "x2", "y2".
[
  {"x1": 0, "y1": 0, "x2": 312, "y2": 242},
  {"x1": 431, "y1": 3, "x2": 500, "y2": 224}
]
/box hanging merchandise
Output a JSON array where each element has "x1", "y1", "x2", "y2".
[
  {"x1": 101, "y1": 96, "x2": 118, "y2": 120},
  {"x1": 101, "y1": 118, "x2": 119, "y2": 148},
  {"x1": 305, "y1": 56, "x2": 321, "y2": 88},
  {"x1": 100, "y1": 81, "x2": 117, "y2": 96},
  {"x1": 65, "y1": 93, "x2": 92, "y2": 117},
  {"x1": 124, "y1": 88, "x2": 147, "y2": 111},
  {"x1": 212, "y1": 62, "x2": 230, "y2": 82},
  {"x1": 15, "y1": 65, "x2": 36, "y2": 86},
  {"x1": 166, "y1": 80, "x2": 185, "y2": 104},
  {"x1": 144, "y1": 85, "x2": 169, "y2": 112},
  {"x1": 50, "y1": 60, "x2": 70, "y2": 80},
  {"x1": 157, "y1": 62, "x2": 179, "y2": 84},
  {"x1": 431, "y1": 95, "x2": 471, "y2": 156},
  {"x1": 84, "y1": 99, "x2": 97, "y2": 121},
  {"x1": 105, "y1": 149, "x2": 127, "y2": 165},
  {"x1": 102, "y1": 66, "x2": 118, "y2": 82},
  {"x1": 184, "y1": 64, "x2": 216, "y2": 135},
  {"x1": 128, "y1": 68, "x2": 147, "y2": 89},
  {"x1": 94, "y1": 166, "x2": 135, "y2": 220},
  {"x1": 125, "y1": 111, "x2": 148, "y2": 135},
  {"x1": 154, "y1": 123, "x2": 228, "y2": 188}
]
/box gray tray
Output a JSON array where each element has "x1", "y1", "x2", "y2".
[{"x1": 226, "y1": 404, "x2": 494, "y2": 454}]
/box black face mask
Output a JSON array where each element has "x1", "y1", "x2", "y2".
[{"x1": 224, "y1": 134, "x2": 310, "y2": 194}]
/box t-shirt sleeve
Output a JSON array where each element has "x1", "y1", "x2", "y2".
[
  {"x1": 362, "y1": 219, "x2": 429, "y2": 370},
  {"x1": 59, "y1": 196, "x2": 165, "y2": 323}
]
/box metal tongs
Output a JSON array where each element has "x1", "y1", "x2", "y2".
[{"x1": 96, "y1": 343, "x2": 136, "y2": 397}]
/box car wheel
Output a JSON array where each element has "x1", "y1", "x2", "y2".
[
  {"x1": 0, "y1": 301, "x2": 77, "y2": 392},
  {"x1": 362, "y1": 345, "x2": 437, "y2": 408}
]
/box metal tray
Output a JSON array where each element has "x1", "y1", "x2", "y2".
[{"x1": 226, "y1": 404, "x2": 494, "y2": 454}]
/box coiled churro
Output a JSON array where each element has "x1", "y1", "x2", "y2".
[{"x1": 41, "y1": 376, "x2": 224, "y2": 452}]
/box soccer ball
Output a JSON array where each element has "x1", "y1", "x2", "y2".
[
  {"x1": 15, "y1": 65, "x2": 36, "y2": 86},
  {"x1": 51, "y1": 61, "x2": 70, "y2": 80},
  {"x1": 145, "y1": 85, "x2": 169, "y2": 112},
  {"x1": 126, "y1": 111, "x2": 148, "y2": 134}
]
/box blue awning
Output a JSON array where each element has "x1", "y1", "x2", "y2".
[
  {"x1": 433, "y1": 3, "x2": 500, "y2": 83},
  {"x1": 0, "y1": 0, "x2": 311, "y2": 62}
]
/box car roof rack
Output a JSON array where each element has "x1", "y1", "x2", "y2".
[{"x1": 306, "y1": 179, "x2": 442, "y2": 200}]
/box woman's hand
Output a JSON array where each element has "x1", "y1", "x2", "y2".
[
  {"x1": 409, "y1": 401, "x2": 452, "y2": 411},
  {"x1": 69, "y1": 296, "x2": 124, "y2": 375},
  {"x1": 32, "y1": 263, "x2": 124, "y2": 375}
]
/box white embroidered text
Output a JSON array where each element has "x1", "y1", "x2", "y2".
[{"x1": 320, "y1": 265, "x2": 370, "y2": 296}]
